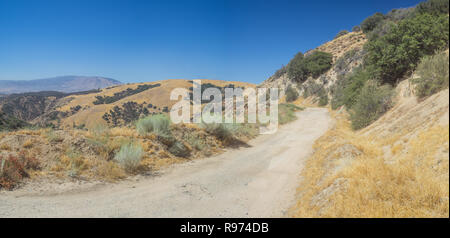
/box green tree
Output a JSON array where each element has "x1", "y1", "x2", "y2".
[
  {"x1": 287, "y1": 52, "x2": 308, "y2": 82},
  {"x1": 303, "y1": 51, "x2": 333, "y2": 78},
  {"x1": 285, "y1": 85, "x2": 299, "y2": 102},
  {"x1": 352, "y1": 25, "x2": 361, "y2": 32},
  {"x1": 415, "y1": 0, "x2": 449, "y2": 15},
  {"x1": 365, "y1": 13, "x2": 449, "y2": 85},
  {"x1": 412, "y1": 51, "x2": 449, "y2": 98},
  {"x1": 361, "y1": 12, "x2": 385, "y2": 33},
  {"x1": 350, "y1": 80, "x2": 394, "y2": 130}
]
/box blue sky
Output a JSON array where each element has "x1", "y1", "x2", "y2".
[{"x1": 0, "y1": 0, "x2": 423, "y2": 84}]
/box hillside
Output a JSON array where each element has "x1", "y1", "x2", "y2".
[
  {"x1": 261, "y1": 31, "x2": 367, "y2": 100},
  {"x1": 0, "y1": 78, "x2": 258, "y2": 191},
  {"x1": 0, "y1": 112, "x2": 29, "y2": 131},
  {"x1": 37, "y1": 79, "x2": 254, "y2": 129},
  {"x1": 282, "y1": 0, "x2": 449, "y2": 217},
  {"x1": 0, "y1": 79, "x2": 254, "y2": 129},
  {"x1": 289, "y1": 81, "x2": 449, "y2": 217},
  {"x1": 0, "y1": 76, "x2": 121, "y2": 94}
]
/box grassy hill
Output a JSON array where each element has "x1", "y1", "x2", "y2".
[
  {"x1": 0, "y1": 112, "x2": 28, "y2": 131},
  {"x1": 48, "y1": 79, "x2": 255, "y2": 129}
]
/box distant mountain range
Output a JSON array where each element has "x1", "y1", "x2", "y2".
[{"x1": 0, "y1": 76, "x2": 122, "y2": 94}]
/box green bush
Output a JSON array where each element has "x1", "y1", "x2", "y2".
[
  {"x1": 136, "y1": 114, "x2": 171, "y2": 136},
  {"x1": 415, "y1": 0, "x2": 449, "y2": 15},
  {"x1": 287, "y1": 51, "x2": 333, "y2": 82},
  {"x1": 272, "y1": 65, "x2": 287, "y2": 79},
  {"x1": 168, "y1": 141, "x2": 191, "y2": 158},
  {"x1": 412, "y1": 52, "x2": 449, "y2": 98},
  {"x1": 330, "y1": 67, "x2": 371, "y2": 109},
  {"x1": 278, "y1": 103, "x2": 303, "y2": 125},
  {"x1": 0, "y1": 113, "x2": 28, "y2": 131},
  {"x1": 386, "y1": 8, "x2": 415, "y2": 22},
  {"x1": 365, "y1": 13, "x2": 449, "y2": 85},
  {"x1": 285, "y1": 85, "x2": 299, "y2": 102},
  {"x1": 136, "y1": 114, "x2": 175, "y2": 146},
  {"x1": 287, "y1": 52, "x2": 308, "y2": 82},
  {"x1": 304, "y1": 51, "x2": 334, "y2": 78},
  {"x1": 113, "y1": 143, "x2": 144, "y2": 172},
  {"x1": 350, "y1": 81, "x2": 394, "y2": 130},
  {"x1": 361, "y1": 12, "x2": 385, "y2": 33},
  {"x1": 184, "y1": 133, "x2": 206, "y2": 151},
  {"x1": 366, "y1": 19, "x2": 395, "y2": 41},
  {"x1": 202, "y1": 122, "x2": 238, "y2": 142},
  {"x1": 352, "y1": 26, "x2": 361, "y2": 32},
  {"x1": 318, "y1": 89, "x2": 329, "y2": 106},
  {"x1": 334, "y1": 48, "x2": 359, "y2": 72},
  {"x1": 335, "y1": 30, "x2": 349, "y2": 39}
]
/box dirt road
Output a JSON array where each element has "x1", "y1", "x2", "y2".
[{"x1": 0, "y1": 108, "x2": 332, "y2": 217}]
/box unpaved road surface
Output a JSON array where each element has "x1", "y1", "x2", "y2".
[{"x1": 0, "y1": 108, "x2": 331, "y2": 217}]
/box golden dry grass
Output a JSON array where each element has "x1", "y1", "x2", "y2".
[
  {"x1": 22, "y1": 139, "x2": 34, "y2": 149},
  {"x1": 312, "y1": 31, "x2": 367, "y2": 61},
  {"x1": 56, "y1": 79, "x2": 255, "y2": 129},
  {"x1": 0, "y1": 143, "x2": 11, "y2": 151},
  {"x1": 289, "y1": 110, "x2": 449, "y2": 218},
  {"x1": 0, "y1": 109, "x2": 258, "y2": 186}
]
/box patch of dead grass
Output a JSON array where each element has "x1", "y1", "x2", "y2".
[{"x1": 289, "y1": 110, "x2": 449, "y2": 217}]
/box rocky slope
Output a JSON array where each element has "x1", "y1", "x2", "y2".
[
  {"x1": 289, "y1": 79, "x2": 449, "y2": 217},
  {"x1": 260, "y1": 32, "x2": 367, "y2": 100}
]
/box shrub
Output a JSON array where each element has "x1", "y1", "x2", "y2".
[
  {"x1": 45, "y1": 129, "x2": 64, "y2": 143},
  {"x1": 0, "y1": 156, "x2": 25, "y2": 190},
  {"x1": 136, "y1": 114, "x2": 171, "y2": 136},
  {"x1": 415, "y1": 0, "x2": 449, "y2": 15},
  {"x1": 272, "y1": 65, "x2": 287, "y2": 79},
  {"x1": 184, "y1": 133, "x2": 206, "y2": 151},
  {"x1": 287, "y1": 52, "x2": 308, "y2": 82},
  {"x1": 103, "y1": 102, "x2": 150, "y2": 126},
  {"x1": 352, "y1": 25, "x2": 361, "y2": 32},
  {"x1": 365, "y1": 13, "x2": 449, "y2": 85},
  {"x1": 113, "y1": 143, "x2": 144, "y2": 172},
  {"x1": 287, "y1": 51, "x2": 333, "y2": 82},
  {"x1": 301, "y1": 80, "x2": 322, "y2": 98},
  {"x1": 0, "y1": 112, "x2": 28, "y2": 131},
  {"x1": 350, "y1": 80, "x2": 394, "y2": 130},
  {"x1": 334, "y1": 48, "x2": 359, "y2": 72},
  {"x1": 366, "y1": 19, "x2": 395, "y2": 40},
  {"x1": 304, "y1": 51, "x2": 333, "y2": 78},
  {"x1": 201, "y1": 118, "x2": 239, "y2": 143},
  {"x1": 361, "y1": 12, "x2": 385, "y2": 33},
  {"x1": 285, "y1": 85, "x2": 299, "y2": 102},
  {"x1": 137, "y1": 114, "x2": 175, "y2": 146},
  {"x1": 0, "y1": 153, "x2": 40, "y2": 190},
  {"x1": 334, "y1": 30, "x2": 349, "y2": 39},
  {"x1": 331, "y1": 68, "x2": 371, "y2": 110},
  {"x1": 412, "y1": 52, "x2": 449, "y2": 98},
  {"x1": 203, "y1": 123, "x2": 234, "y2": 140},
  {"x1": 386, "y1": 8, "x2": 415, "y2": 22},
  {"x1": 278, "y1": 103, "x2": 303, "y2": 125},
  {"x1": 168, "y1": 141, "x2": 191, "y2": 158},
  {"x1": 318, "y1": 89, "x2": 329, "y2": 106}
]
